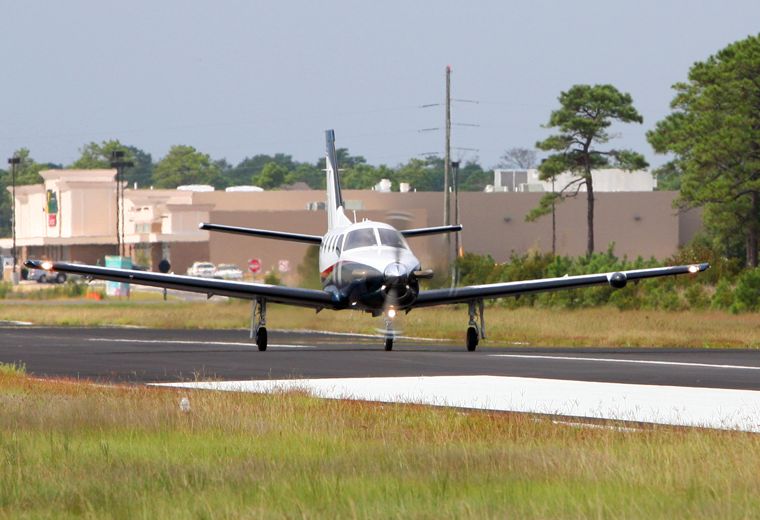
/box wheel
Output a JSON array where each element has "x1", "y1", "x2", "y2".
[
  {"x1": 256, "y1": 327, "x2": 268, "y2": 351},
  {"x1": 466, "y1": 326, "x2": 478, "y2": 352},
  {"x1": 384, "y1": 336, "x2": 393, "y2": 351},
  {"x1": 38, "y1": 274, "x2": 47, "y2": 283},
  {"x1": 55, "y1": 273, "x2": 66, "y2": 284}
]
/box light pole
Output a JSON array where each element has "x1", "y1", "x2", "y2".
[
  {"x1": 7, "y1": 156, "x2": 20, "y2": 283},
  {"x1": 451, "y1": 160, "x2": 461, "y2": 286},
  {"x1": 110, "y1": 151, "x2": 133, "y2": 257}
]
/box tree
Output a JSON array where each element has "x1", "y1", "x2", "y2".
[
  {"x1": 231, "y1": 153, "x2": 296, "y2": 187},
  {"x1": 647, "y1": 34, "x2": 760, "y2": 267},
  {"x1": 71, "y1": 140, "x2": 154, "y2": 188},
  {"x1": 529, "y1": 84, "x2": 647, "y2": 256},
  {"x1": 152, "y1": 145, "x2": 221, "y2": 189},
  {"x1": 253, "y1": 161, "x2": 289, "y2": 189},
  {"x1": 498, "y1": 147, "x2": 537, "y2": 169},
  {"x1": 394, "y1": 157, "x2": 444, "y2": 191}
]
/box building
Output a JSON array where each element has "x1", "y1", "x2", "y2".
[
  {"x1": 491, "y1": 168, "x2": 657, "y2": 193},
  {"x1": 1, "y1": 169, "x2": 700, "y2": 283}
]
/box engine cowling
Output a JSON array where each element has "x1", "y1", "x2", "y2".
[{"x1": 608, "y1": 272, "x2": 627, "y2": 289}]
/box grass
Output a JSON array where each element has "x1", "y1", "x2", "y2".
[
  {"x1": 1, "y1": 298, "x2": 759, "y2": 348},
  {"x1": 1, "y1": 366, "x2": 759, "y2": 518}
]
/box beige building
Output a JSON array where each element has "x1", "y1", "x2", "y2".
[{"x1": 1, "y1": 169, "x2": 701, "y2": 282}]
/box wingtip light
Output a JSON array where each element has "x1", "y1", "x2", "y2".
[
  {"x1": 41, "y1": 261, "x2": 53, "y2": 271},
  {"x1": 688, "y1": 265, "x2": 700, "y2": 274}
]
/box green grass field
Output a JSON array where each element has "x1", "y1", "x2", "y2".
[
  {"x1": 1, "y1": 298, "x2": 759, "y2": 348},
  {"x1": 1, "y1": 366, "x2": 759, "y2": 518}
]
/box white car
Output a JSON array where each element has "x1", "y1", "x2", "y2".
[
  {"x1": 186, "y1": 261, "x2": 216, "y2": 278},
  {"x1": 214, "y1": 263, "x2": 243, "y2": 281}
]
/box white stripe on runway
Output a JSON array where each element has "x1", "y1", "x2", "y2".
[
  {"x1": 88, "y1": 338, "x2": 314, "y2": 348},
  {"x1": 152, "y1": 375, "x2": 760, "y2": 433},
  {"x1": 489, "y1": 354, "x2": 760, "y2": 371}
]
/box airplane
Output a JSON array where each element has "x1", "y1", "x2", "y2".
[{"x1": 25, "y1": 130, "x2": 710, "y2": 352}]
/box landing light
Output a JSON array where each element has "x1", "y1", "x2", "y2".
[
  {"x1": 688, "y1": 265, "x2": 700, "y2": 274},
  {"x1": 387, "y1": 308, "x2": 397, "y2": 319},
  {"x1": 41, "y1": 261, "x2": 53, "y2": 271}
]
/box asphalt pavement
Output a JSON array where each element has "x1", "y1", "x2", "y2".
[{"x1": 1, "y1": 325, "x2": 759, "y2": 390}]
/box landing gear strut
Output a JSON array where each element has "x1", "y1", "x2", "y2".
[
  {"x1": 383, "y1": 314, "x2": 394, "y2": 351},
  {"x1": 466, "y1": 300, "x2": 485, "y2": 352},
  {"x1": 250, "y1": 298, "x2": 267, "y2": 351}
]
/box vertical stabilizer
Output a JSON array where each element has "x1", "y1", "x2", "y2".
[{"x1": 325, "y1": 129, "x2": 352, "y2": 230}]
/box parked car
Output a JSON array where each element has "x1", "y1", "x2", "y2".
[
  {"x1": 27, "y1": 261, "x2": 86, "y2": 283},
  {"x1": 214, "y1": 263, "x2": 243, "y2": 281},
  {"x1": 186, "y1": 261, "x2": 216, "y2": 278}
]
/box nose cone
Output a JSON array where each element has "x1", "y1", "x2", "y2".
[{"x1": 383, "y1": 262, "x2": 407, "y2": 281}]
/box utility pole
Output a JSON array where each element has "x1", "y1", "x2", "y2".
[
  {"x1": 110, "y1": 151, "x2": 133, "y2": 257},
  {"x1": 7, "y1": 156, "x2": 20, "y2": 283},
  {"x1": 452, "y1": 160, "x2": 461, "y2": 285},
  {"x1": 443, "y1": 65, "x2": 452, "y2": 279},
  {"x1": 551, "y1": 176, "x2": 556, "y2": 255}
]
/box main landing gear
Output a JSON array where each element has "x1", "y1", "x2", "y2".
[
  {"x1": 466, "y1": 300, "x2": 485, "y2": 352},
  {"x1": 251, "y1": 298, "x2": 267, "y2": 351}
]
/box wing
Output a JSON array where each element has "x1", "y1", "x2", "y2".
[
  {"x1": 25, "y1": 260, "x2": 337, "y2": 309},
  {"x1": 414, "y1": 263, "x2": 710, "y2": 308},
  {"x1": 200, "y1": 223, "x2": 322, "y2": 244}
]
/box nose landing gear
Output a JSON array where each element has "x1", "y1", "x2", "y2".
[
  {"x1": 383, "y1": 310, "x2": 395, "y2": 351},
  {"x1": 466, "y1": 300, "x2": 485, "y2": 352}
]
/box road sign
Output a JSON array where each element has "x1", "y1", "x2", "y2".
[
  {"x1": 278, "y1": 259, "x2": 290, "y2": 273},
  {"x1": 248, "y1": 258, "x2": 262, "y2": 274}
]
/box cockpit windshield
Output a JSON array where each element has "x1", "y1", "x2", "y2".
[
  {"x1": 377, "y1": 228, "x2": 407, "y2": 249},
  {"x1": 343, "y1": 228, "x2": 378, "y2": 250}
]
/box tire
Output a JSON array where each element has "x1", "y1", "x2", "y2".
[
  {"x1": 466, "y1": 326, "x2": 478, "y2": 352},
  {"x1": 256, "y1": 327, "x2": 268, "y2": 351},
  {"x1": 384, "y1": 337, "x2": 393, "y2": 351},
  {"x1": 38, "y1": 274, "x2": 47, "y2": 284},
  {"x1": 55, "y1": 273, "x2": 66, "y2": 284}
]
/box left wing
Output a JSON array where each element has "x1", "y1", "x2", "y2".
[
  {"x1": 414, "y1": 263, "x2": 710, "y2": 308},
  {"x1": 24, "y1": 260, "x2": 337, "y2": 309}
]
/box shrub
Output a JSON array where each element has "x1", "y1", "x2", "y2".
[{"x1": 730, "y1": 268, "x2": 760, "y2": 313}]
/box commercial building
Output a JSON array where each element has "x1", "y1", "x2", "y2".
[{"x1": 1, "y1": 169, "x2": 700, "y2": 283}]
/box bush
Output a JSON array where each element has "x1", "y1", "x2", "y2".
[
  {"x1": 711, "y1": 279, "x2": 735, "y2": 310},
  {"x1": 730, "y1": 268, "x2": 760, "y2": 313}
]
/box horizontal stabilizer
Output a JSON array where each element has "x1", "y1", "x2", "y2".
[
  {"x1": 200, "y1": 223, "x2": 322, "y2": 244},
  {"x1": 401, "y1": 225, "x2": 463, "y2": 238}
]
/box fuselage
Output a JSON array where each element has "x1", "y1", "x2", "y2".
[{"x1": 319, "y1": 220, "x2": 422, "y2": 313}]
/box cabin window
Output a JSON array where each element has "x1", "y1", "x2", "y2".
[
  {"x1": 377, "y1": 228, "x2": 407, "y2": 249},
  {"x1": 344, "y1": 228, "x2": 377, "y2": 250}
]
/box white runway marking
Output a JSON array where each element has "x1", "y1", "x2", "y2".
[
  {"x1": 152, "y1": 375, "x2": 760, "y2": 433},
  {"x1": 490, "y1": 354, "x2": 760, "y2": 371},
  {"x1": 88, "y1": 338, "x2": 315, "y2": 349}
]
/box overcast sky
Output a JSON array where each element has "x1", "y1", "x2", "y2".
[{"x1": 1, "y1": 1, "x2": 758, "y2": 171}]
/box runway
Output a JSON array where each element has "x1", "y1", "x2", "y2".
[
  {"x1": 2, "y1": 325, "x2": 759, "y2": 387},
  {"x1": 2, "y1": 325, "x2": 760, "y2": 431}
]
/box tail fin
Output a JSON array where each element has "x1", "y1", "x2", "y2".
[{"x1": 325, "y1": 129, "x2": 352, "y2": 230}]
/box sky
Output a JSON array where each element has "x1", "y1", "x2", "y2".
[{"x1": 1, "y1": 1, "x2": 759, "y2": 171}]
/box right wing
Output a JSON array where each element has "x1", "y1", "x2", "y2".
[
  {"x1": 414, "y1": 263, "x2": 710, "y2": 308},
  {"x1": 25, "y1": 260, "x2": 338, "y2": 309},
  {"x1": 200, "y1": 223, "x2": 322, "y2": 244}
]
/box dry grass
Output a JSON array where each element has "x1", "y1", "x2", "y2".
[
  {"x1": 1, "y1": 299, "x2": 759, "y2": 348},
  {"x1": 1, "y1": 367, "x2": 759, "y2": 518}
]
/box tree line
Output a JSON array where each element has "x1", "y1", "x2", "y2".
[{"x1": 2, "y1": 33, "x2": 759, "y2": 268}]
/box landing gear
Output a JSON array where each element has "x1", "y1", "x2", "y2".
[
  {"x1": 251, "y1": 298, "x2": 268, "y2": 351},
  {"x1": 466, "y1": 327, "x2": 478, "y2": 351},
  {"x1": 466, "y1": 300, "x2": 485, "y2": 352},
  {"x1": 383, "y1": 313, "x2": 394, "y2": 351}
]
